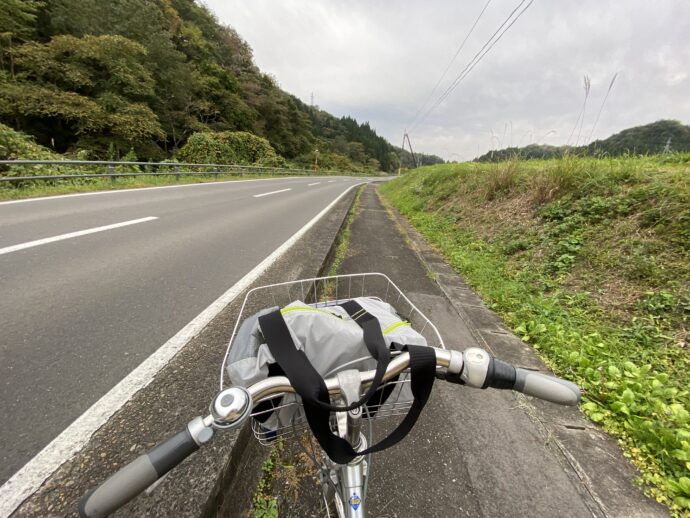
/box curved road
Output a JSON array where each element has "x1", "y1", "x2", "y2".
[{"x1": 0, "y1": 176, "x2": 359, "y2": 484}]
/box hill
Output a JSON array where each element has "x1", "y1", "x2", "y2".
[
  {"x1": 475, "y1": 120, "x2": 690, "y2": 162},
  {"x1": 0, "y1": 0, "x2": 442, "y2": 171}
]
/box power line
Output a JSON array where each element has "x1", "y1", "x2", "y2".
[
  {"x1": 587, "y1": 72, "x2": 618, "y2": 143},
  {"x1": 413, "y1": 0, "x2": 533, "y2": 132},
  {"x1": 408, "y1": 0, "x2": 493, "y2": 129},
  {"x1": 410, "y1": 0, "x2": 534, "y2": 133}
]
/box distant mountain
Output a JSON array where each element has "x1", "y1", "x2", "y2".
[{"x1": 474, "y1": 120, "x2": 690, "y2": 162}]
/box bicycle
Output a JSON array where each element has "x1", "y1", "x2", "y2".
[{"x1": 79, "y1": 273, "x2": 580, "y2": 517}]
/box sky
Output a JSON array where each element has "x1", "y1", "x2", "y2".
[{"x1": 204, "y1": 0, "x2": 690, "y2": 161}]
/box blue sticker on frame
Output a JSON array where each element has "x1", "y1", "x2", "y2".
[{"x1": 349, "y1": 493, "x2": 361, "y2": 510}]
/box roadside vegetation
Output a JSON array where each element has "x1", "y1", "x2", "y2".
[
  {"x1": 380, "y1": 154, "x2": 690, "y2": 514},
  {"x1": 326, "y1": 187, "x2": 363, "y2": 277},
  {"x1": 0, "y1": 122, "x2": 367, "y2": 201}
]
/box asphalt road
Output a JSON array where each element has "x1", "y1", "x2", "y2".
[{"x1": 0, "y1": 176, "x2": 359, "y2": 485}]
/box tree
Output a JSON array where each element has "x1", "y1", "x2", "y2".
[
  {"x1": 0, "y1": 0, "x2": 41, "y2": 76},
  {"x1": 0, "y1": 0, "x2": 425, "y2": 166},
  {"x1": 0, "y1": 34, "x2": 163, "y2": 153}
]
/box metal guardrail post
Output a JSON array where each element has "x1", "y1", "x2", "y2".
[
  {"x1": 107, "y1": 165, "x2": 116, "y2": 183},
  {"x1": 174, "y1": 165, "x2": 180, "y2": 181}
]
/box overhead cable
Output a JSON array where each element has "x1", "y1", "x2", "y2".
[
  {"x1": 408, "y1": 0, "x2": 493, "y2": 129},
  {"x1": 410, "y1": 0, "x2": 534, "y2": 133}
]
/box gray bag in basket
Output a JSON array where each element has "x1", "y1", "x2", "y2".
[{"x1": 225, "y1": 297, "x2": 427, "y2": 431}]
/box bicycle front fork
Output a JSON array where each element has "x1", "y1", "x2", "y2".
[{"x1": 322, "y1": 446, "x2": 367, "y2": 518}]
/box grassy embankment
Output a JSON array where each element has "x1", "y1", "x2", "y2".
[{"x1": 380, "y1": 154, "x2": 690, "y2": 514}]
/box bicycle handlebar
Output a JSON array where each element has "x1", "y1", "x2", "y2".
[
  {"x1": 79, "y1": 346, "x2": 580, "y2": 516},
  {"x1": 79, "y1": 418, "x2": 212, "y2": 518},
  {"x1": 452, "y1": 348, "x2": 581, "y2": 406},
  {"x1": 246, "y1": 347, "x2": 580, "y2": 407}
]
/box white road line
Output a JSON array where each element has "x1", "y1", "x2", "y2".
[
  {"x1": 0, "y1": 177, "x2": 301, "y2": 207},
  {"x1": 327, "y1": 180, "x2": 336, "y2": 183},
  {"x1": 253, "y1": 188, "x2": 291, "y2": 198},
  {"x1": 0, "y1": 183, "x2": 363, "y2": 517},
  {"x1": 307, "y1": 182, "x2": 320, "y2": 186},
  {"x1": 0, "y1": 217, "x2": 158, "y2": 256}
]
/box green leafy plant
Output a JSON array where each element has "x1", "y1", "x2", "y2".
[{"x1": 380, "y1": 155, "x2": 690, "y2": 515}]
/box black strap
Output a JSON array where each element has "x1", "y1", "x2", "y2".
[
  {"x1": 340, "y1": 301, "x2": 400, "y2": 416},
  {"x1": 259, "y1": 304, "x2": 390, "y2": 413},
  {"x1": 258, "y1": 307, "x2": 436, "y2": 464}
]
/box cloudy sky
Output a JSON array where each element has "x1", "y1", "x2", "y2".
[{"x1": 205, "y1": 0, "x2": 690, "y2": 160}]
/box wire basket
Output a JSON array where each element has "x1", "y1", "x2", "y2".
[{"x1": 220, "y1": 273, "x2": 444, "y2": 446}]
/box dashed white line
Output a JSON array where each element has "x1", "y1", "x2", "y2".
[
  {"x1": 253, "y1": 188, "x2": 291, "y2": 198},
  {"x1": 0, "y1": 183, "x2": 364, "y2": 517},
  {"x1": 0, "y1": 217, "x2": 158, "y2": 256},
  {"x1": 307, "y1": 182, "x2": 321, "y2": 186},
  {"x1": 327, "y1": 180, "x2": 336, "y2": 183}
]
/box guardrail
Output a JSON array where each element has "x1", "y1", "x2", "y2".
[{"x1": 0, "y1": 160, "x2": 366, "y2": 183}]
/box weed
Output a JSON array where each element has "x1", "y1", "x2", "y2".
[
  {"x1": 483, "y1": 159, "x2": 519, "y2": 201},
  {"x1": 0, "y1": 174, "x2": 281, "y2": 201},
  {"x1": 380, "y1": 154, "x2": 690, "y2": 515},
  {"x1": 323, "y1": 186, "x2": 363, "y2": 297},
  {"x1": 251, "y1": 441, "x2": 283, "y2": 518}
]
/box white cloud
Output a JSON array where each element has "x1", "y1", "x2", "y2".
[{"x1": 205, "y1": 0, "x2": 690, "y2": 159}]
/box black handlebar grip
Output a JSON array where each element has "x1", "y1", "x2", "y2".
[
  {"x1": 474, "y1": 353, "x2": 580, "y2": 406},
  {"x1": 513, "y1": 368, "x2": 581, "y2": 406},
  {"x1": 79, "y1": 428, "x2": 199, "y2": 518},
  {"x1": 483, "y1": 358, "x2": 516, "y2": 389}
]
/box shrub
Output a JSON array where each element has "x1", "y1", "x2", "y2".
[{"x1": 177, "y1": 131, "x2": 286, "y2": 167}]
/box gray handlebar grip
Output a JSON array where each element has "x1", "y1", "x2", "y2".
[
  {"x1": 79, "y1": 428, "x2": 199, "y2": 517},
  {"x1": 514, "y1": 368, "x2": 581, "y2": 406},
  {"x1": 79, "y1": 455, "x2": 158, "y2": 518}
]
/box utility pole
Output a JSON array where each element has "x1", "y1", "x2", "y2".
[
  {"x1": 398, "y1": 133, "x2": 406, "y2": 176},
  {"x1": 310, "y1": 92, "x2": 314, "y2": 107},
  {"x1": 663, "y1": 136, "x2": 672, "y2": 154},
  {"x1": 398, "y1": 131, "x2": 419, "y2": 175},
  {"x1": 404, "y1": 132, "x2": 418, "y2": 168}
]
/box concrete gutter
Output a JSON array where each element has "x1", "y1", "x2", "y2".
[{"x1": 12, "y1": 185, "x2": 363, "y2": 517}]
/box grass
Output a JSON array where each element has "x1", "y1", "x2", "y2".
[
  {"x1": 249, "y1": 435, "x2": 322, "y2": 517},
  {"x1": 0, "y1": 173, "x2": 320, "y2": 201},
  {"x1": 379, "y1": 154, "x2": 690, "y2": 515},
  {"x1": 251, "y1": 441, "x2": 282, "y2": 518},
  {"x1": 327, "y1": 186, "x2": 363, "y2": 276}
]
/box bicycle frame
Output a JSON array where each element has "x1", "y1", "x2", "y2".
[
  {"x1": 325, "y1": 451, "x2": 367, "y2": 518},
  {"x1": 325, "y1": 369, "x2": 369, "y2": 518}
]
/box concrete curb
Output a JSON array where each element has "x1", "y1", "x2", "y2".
[
  {"x1": 12, "y1": 186, "x2": 362, "y2": 517},
  {"x1": 216, "y1": 184, "x2": 365, "y2": 517},
  {"x1": 375, "y1": 187, "x2": 668, "y2": 517}
]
